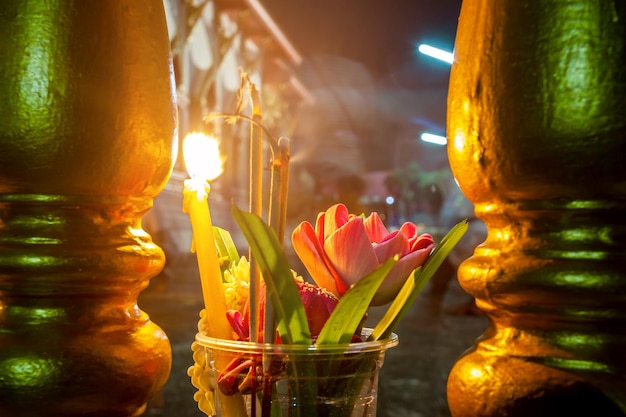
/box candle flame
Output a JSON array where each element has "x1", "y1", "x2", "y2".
[{"x1": 183, "y1": 132, "x2": 224, "y2": 181}]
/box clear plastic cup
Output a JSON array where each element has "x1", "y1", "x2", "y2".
[{"x1": 189, "y1": 328, "x2": 398, "y2": 417}]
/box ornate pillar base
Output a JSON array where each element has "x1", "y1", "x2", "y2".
[
  {"x1": 446, "y1": 1, "x2": 626, "y2": 416},
  {"x1": 0, "y1": 2, "x2": 177, "y2": 415}
]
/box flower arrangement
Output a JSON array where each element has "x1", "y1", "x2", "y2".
[{"x1": 185, "y1": 74, "x2": 468, "y2": 417}]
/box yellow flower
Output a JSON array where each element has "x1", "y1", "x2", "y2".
[{"x1": 223, "y1": 257, "x2": 250, "y2": 313}]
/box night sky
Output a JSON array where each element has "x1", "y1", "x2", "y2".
[{"x1": 260, "y1": 0, "x2": 462, "y2": 79}]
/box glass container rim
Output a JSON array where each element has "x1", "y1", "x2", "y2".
[{"x1": 195, "y1": 327, "x2": 398, "y2": 354}]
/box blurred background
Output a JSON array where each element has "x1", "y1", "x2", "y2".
[{"x1": 140, "y1": 1, "x2": 488, "y2": 415}]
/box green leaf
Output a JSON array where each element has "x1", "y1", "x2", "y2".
[
  {"x1": 369, "y1": 219, "x2": 469, "y2": 341},
  {"x1": 213, "y1": 226, "x2": 240, "y2": 267},
  {"x1": 231, "y1": 206, "x2": 312, "y2": 345},
  {"x1": 316, "y1": 256, "x2": 397, "y2": 345}
]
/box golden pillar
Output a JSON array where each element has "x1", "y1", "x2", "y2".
[
  {"x1": 0, "y1": 1, "x2": 176, "y2": 416},
  {"x1": 446, "y1": 1, "x2": 626, "y2": 416}
]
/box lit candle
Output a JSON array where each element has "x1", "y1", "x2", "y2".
[
  {"x1": 184, "y1": 133, "x2": 248, "y2": 417},
  {"x1": 182, "y1": 132, "x2": 232, "y2": 340}
]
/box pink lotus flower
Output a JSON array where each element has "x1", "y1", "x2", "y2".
[{"x1": 291, "y1": 203, "x2": 435, "y2": 305}]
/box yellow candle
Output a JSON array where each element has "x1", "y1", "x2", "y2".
[
  {"x1": 182, "y1": 133, "x2": 232, "y2": 340},
  {"x1": 184, "y1": 133, "x2": 247, "y2": 417}
]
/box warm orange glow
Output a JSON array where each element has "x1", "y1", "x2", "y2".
[
  {"x1": 469, "y1": 367, "x2": 484, "y2": 379},
  {"x1": 181, "y1": 131, "x2": 232, "y2": 342},
  {"x1": 453, "y1": 132, "x2": 465, "y2": 153},
  {"x1": 183, "y1": 132, "x2": 223, "y2": 182}
]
